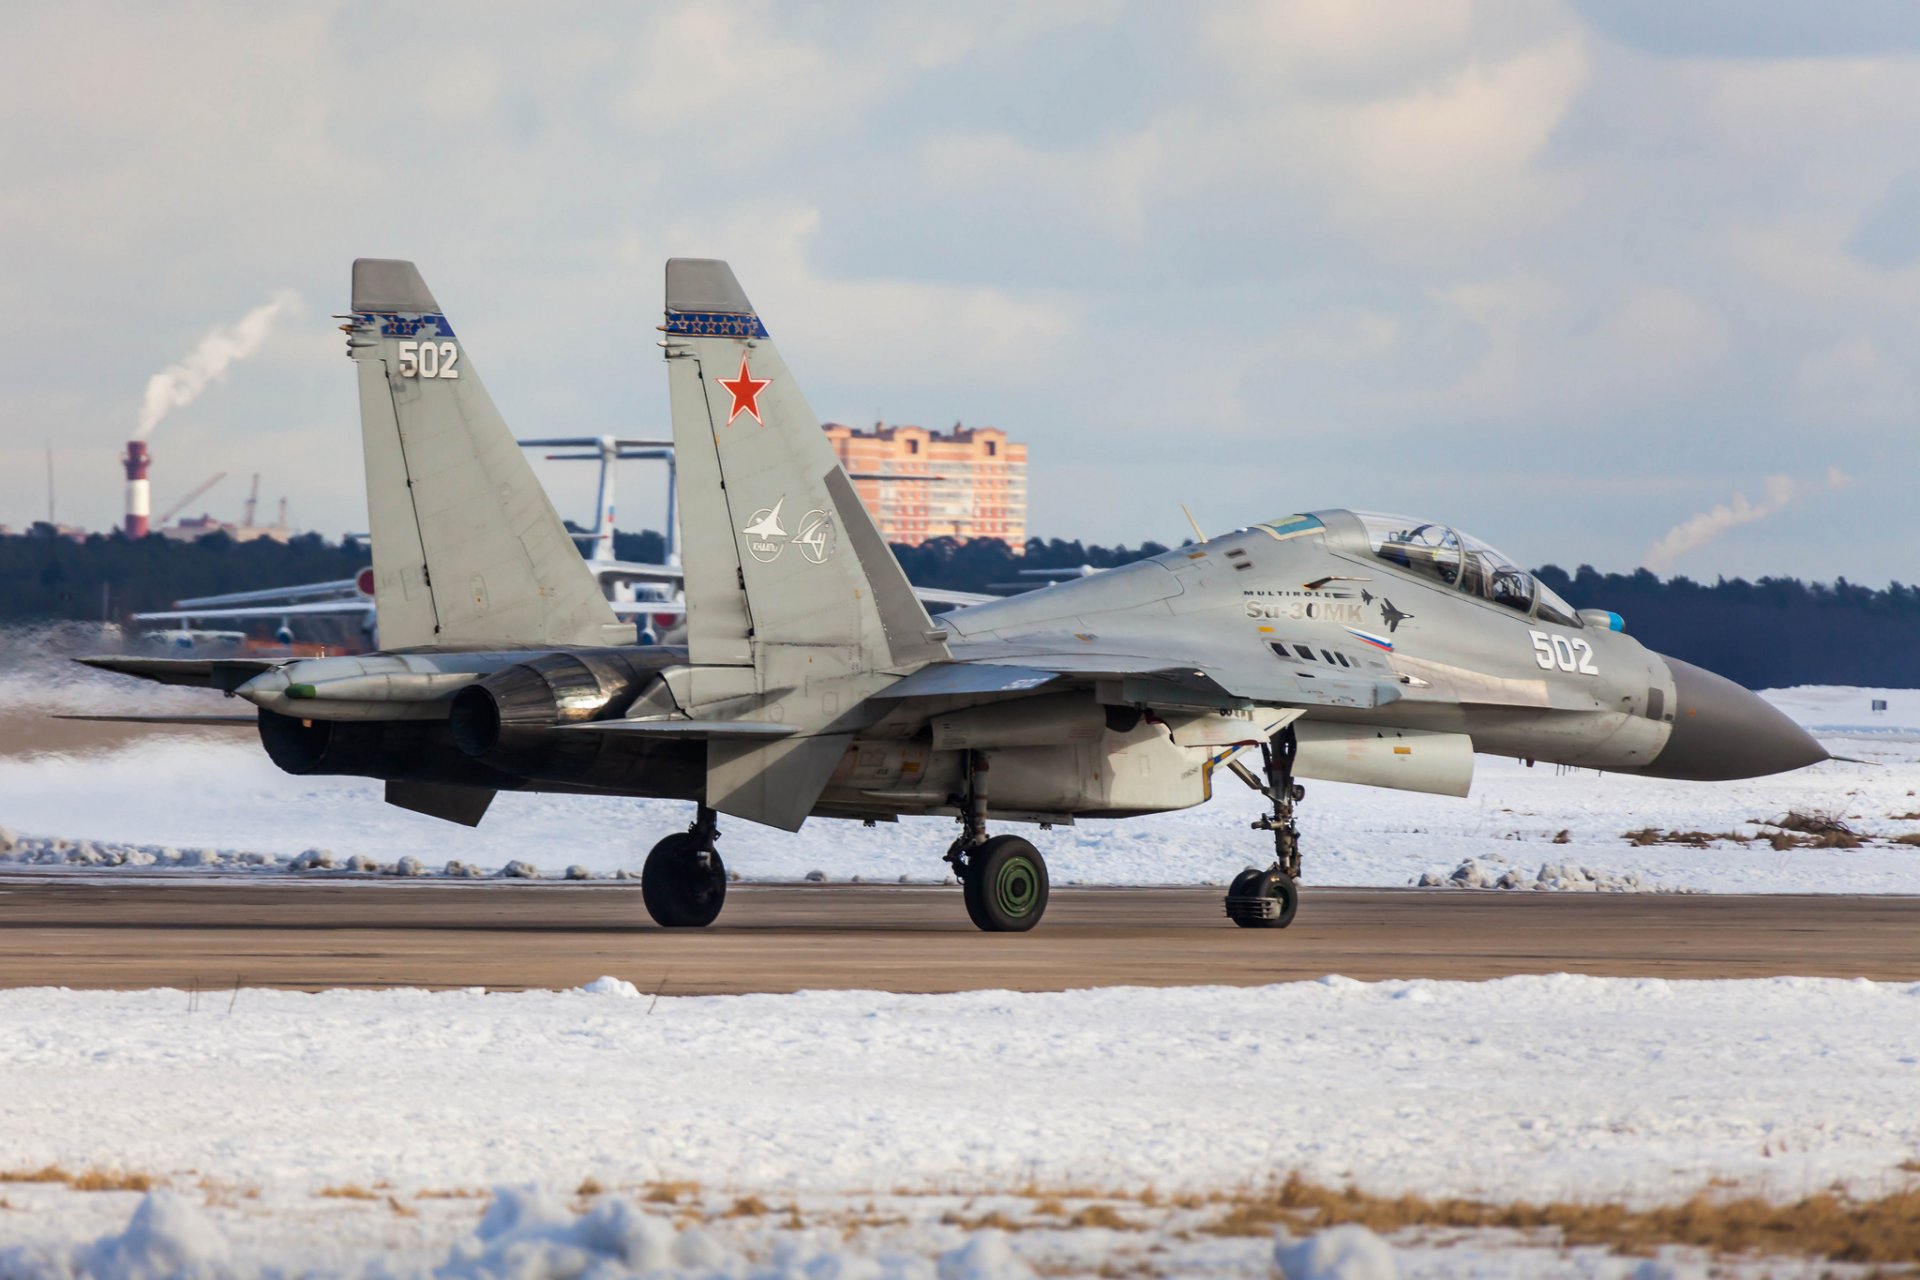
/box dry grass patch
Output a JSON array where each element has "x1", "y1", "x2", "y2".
[
  {"x1": 0, "y1": 1166, "x2": 151, "y2": 1193},
  {"x1": 1068, "y1": 1203, "x2": 1140, "y2": 1230},
  {"x1": 722, "y1": 1195, "x2": 770, "y2": 1218},
  {"x1": 318, "y1": 1184, "x2": 380, "y2": 1201},
  {"x1": 644, "y1": 1180, "x2": 699, "y2": 1204},
  {"x1": 575, "y1": 1177, "x2": 605, "y2": 1198},
  {"x1": 415, "y1": 1188, "x2": 485, "y2": 1200},
  {"x1": 69, "y1": 1170, "x2": 152, "y2": 1193},
  {"x1": 1763, "y1": 811, "x2": 1864, "y2": 848},
  {"x1": 0, "y1": 1166, "x2": 73, "y2": 1184},
  {"x1": 941, "y1": 1209, "x2": 1027, "y2": 1232},
  {"x1": 1894, "y1": 834, "x2": 1920, "y2": 848},
  {"x1": 1625, "y1": 828, "x2": 1753, "y2": 848},
  {"x1": 1199, "y1": 1172, "x2": 1920, "y2": 1263},
  {"x1": 387, "y1": 1196, "x2": 416, "y2": 1218}
]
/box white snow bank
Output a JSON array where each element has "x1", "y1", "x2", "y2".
[
  {"x1": 1417, "y1": 857, "x2": 1685, "y2": 892},
  {"x1": 0, "y1": 1189, "x2": 234, "y2": 1279},
  {"x1": 1275, "y1": 1224, "x2": 1398, "y2": 1280},
  {"x1": 578, "y1": 975, "x2": 643, "y2": 998},
  {"x1": 0, "y1": 1185, "x2": 1038, "y2": 1280},
  {"x1": 2, "y1": 978, "x2": 1917, "y2": 1210}
]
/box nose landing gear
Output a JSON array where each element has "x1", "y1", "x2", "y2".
[
  {"x1": 1225, "y1": 726, "x2": 1303, "y2": 929},
  {"x1": 642, "y1": 804, "x2": 728, "y2": 928}
]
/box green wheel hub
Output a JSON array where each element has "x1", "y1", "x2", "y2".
[{"x1": 994, "y1": 854, "x2": 1041, "y2": 917}]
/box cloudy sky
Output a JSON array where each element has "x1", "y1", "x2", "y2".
[{"x1": 3, "y1": 1, "x2": 1916, "y2": 584}]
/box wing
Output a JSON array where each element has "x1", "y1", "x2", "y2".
[
  {"x1": 169, "y1": 578, "x2": 364, "y2": 609},
  {"x1": 881, "y1": 649, "x2": 1400, "y2": 713},
  {"x1": 915, "y1": 587, "x2": 1001, "y2": 610}
]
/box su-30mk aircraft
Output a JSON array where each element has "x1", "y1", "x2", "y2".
[{"x1": 81, "y1": 259, "x2": 1829, "y2": 932}]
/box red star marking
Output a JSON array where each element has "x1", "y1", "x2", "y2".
[{"x1": 717, "y1": 353, "x2": 771, "y2": 425}]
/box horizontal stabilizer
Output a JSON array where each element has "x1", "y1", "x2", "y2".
[
  {"x1": 134, "y1": 599, "x2": 376, "y2": 626},
  {"x1": 385, "y1": 780, "x2": 494, "y2": 827},
  {"x1": 75, "y1": 656, "x2": 283, "y2": 691},
  {"x1": 54, "y1": 713, "x2": 256, "y2": 727},
  {"x1": 558, "y1": 719, "x2": 800, "y2": 740}
]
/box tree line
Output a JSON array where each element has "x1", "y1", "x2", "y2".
[{"x1": 2, "y1": 526, "x2": 1912, "y2": 689}]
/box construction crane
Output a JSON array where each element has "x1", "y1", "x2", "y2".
[
  {"x1": 242, "y1": 473, "x2": 260, "y2": 527},
  {"x1": 157, "y1": 472, "x2": 227, "y2": 526}
]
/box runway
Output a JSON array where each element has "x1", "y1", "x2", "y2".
[{"x1": 1, "y1": 878, "x2": 1915, "y2": 991}]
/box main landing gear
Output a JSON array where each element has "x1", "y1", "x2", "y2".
[
  {"x1": 642, "y1": 805, "x2": 728, "y2": 928},
  {"x1": 943, "y1": 752, "x2": 1050, "y2": 932},
  {"x1": 1224, "y1": 725, "x2": 1303, "y2": 929}
]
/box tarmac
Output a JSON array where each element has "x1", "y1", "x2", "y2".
[{"x1": 0, "y1": 878, "x2": 1915, "y2": 992}]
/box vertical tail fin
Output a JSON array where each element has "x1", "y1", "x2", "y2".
[
  {"x1": 662, "y1": 259, "x2": 948, "y2": 832},
  {"x1": 661, "y1": 258, "x2": 947, "y2": 672},
  {"x1": 348, "y1": 259, "x2": 630, "y2": 650}
]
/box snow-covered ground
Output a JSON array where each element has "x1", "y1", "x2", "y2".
[
  {"x1": 1, "y1": 976, "x2": 1915, "y2": 1276},
  {"x1": 3, "y1": 648, "x2": 1917, "y2": 892}
]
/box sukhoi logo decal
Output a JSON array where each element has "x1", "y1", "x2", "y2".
[
  {"x1": 742, "y1": 499, "x2": 788, "y2": 562},
  {"x1": 794, "y1": 508, "x2": 837, "y2": 564},
  {"x1": 741, "y1": 497, "x2": 836, "y2": 565}
]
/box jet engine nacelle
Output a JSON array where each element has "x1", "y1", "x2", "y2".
[
  {"x1": 447, "y1": 649, "x2": 664, "y2": 771},
  {"x1": 258, "y1": 708, "x2": 510, "y2": 789},
  {"x1": 446, "y1": 650, "x2": 702, "y2": 801},
  {"x1": 1290, "y1": 723, "x2": 1475, "y2": 797}
]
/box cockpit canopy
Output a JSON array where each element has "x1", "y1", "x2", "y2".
[{"x1": 1309, "y1": 510, "x2": 1579, "y2": 626}]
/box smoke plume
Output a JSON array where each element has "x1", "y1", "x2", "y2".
[
  {"x1": 136, "y1": 290, "x2": 300, "y2": 440},
  {"x1": 1644, "y1": 468, "x2": 1851, "y2": 573}
]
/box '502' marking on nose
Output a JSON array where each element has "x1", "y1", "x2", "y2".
[
  {"x1": 395, "y1": 341, "x2": 460, "y2": 379},
  {"x1": 1531, "y1": 629, "x2": 1598, "y2": 674}
]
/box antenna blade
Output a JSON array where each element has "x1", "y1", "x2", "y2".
[{"x1": 1181, "y1": 503, "x2": 1207, "y2": 543}]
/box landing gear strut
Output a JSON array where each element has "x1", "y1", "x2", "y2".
[
  {"x1": 944, "y1": 752, "x2": 1049, "y2": 933},
  {"x1": 1225, "y1": 726, "x2": 1302, "y2": 929},
  {"x1": 642, "y1": 805, "x2": 727, "y2": 929}
]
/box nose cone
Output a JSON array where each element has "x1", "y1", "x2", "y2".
[{"x1": 1643, "y1": 656, "x2": 1828, "y2": 780}]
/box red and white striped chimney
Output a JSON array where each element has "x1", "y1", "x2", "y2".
[{"x1": 123, "y1": 440, "x2": 151, "y2": 538}]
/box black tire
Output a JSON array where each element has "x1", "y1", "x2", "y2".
[
  {"x1": 641, "y1": 832, "x2": 727, "y2": 928},
  {"x1": 1225, "y1": 867, "x2": 1298, "y2": 929},
  {"x1": 960, "y1": 835, "x2": 1049, "y2": 932}
]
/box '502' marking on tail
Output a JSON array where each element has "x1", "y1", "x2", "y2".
[
  {"x1": 1531, "y1": 629, "x2": 1598, "y2": 674},
  {"x1": 396, "y1": 341, "x2": 460, "y2": 380}
]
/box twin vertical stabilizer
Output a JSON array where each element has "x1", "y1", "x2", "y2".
[
  {"x1": 662, "y1": 259, "x2": 948, "y2": 828},
  {"x1": 349, "y1": 259, "x2": 631, "y2": 651},
  {"x1": 661, "y1": 259, "x2": 947, "y2": 674}
]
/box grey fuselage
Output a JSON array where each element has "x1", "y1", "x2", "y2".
[{"x1": 235, "y1": 508, "x2": 1825, "y2": 825}]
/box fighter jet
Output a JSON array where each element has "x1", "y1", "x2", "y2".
[{"x1": 79, "y1": 259, "x2": 1829, "y2": 934}]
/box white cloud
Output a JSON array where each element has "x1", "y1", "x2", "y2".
[
  {"x1": 650, "y1": 203, "x2": 1079, "y2": 385},
  {"x1": 0, "y1": 2, "x2": 1917, "y2": 578},
  {"x1": 1202, "y1": 0, "x2": 1477, "y2": 93}
]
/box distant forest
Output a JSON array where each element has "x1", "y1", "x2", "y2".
[{"x1": 2, "y1": 526, "x2": 1913, "y2": 689}]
